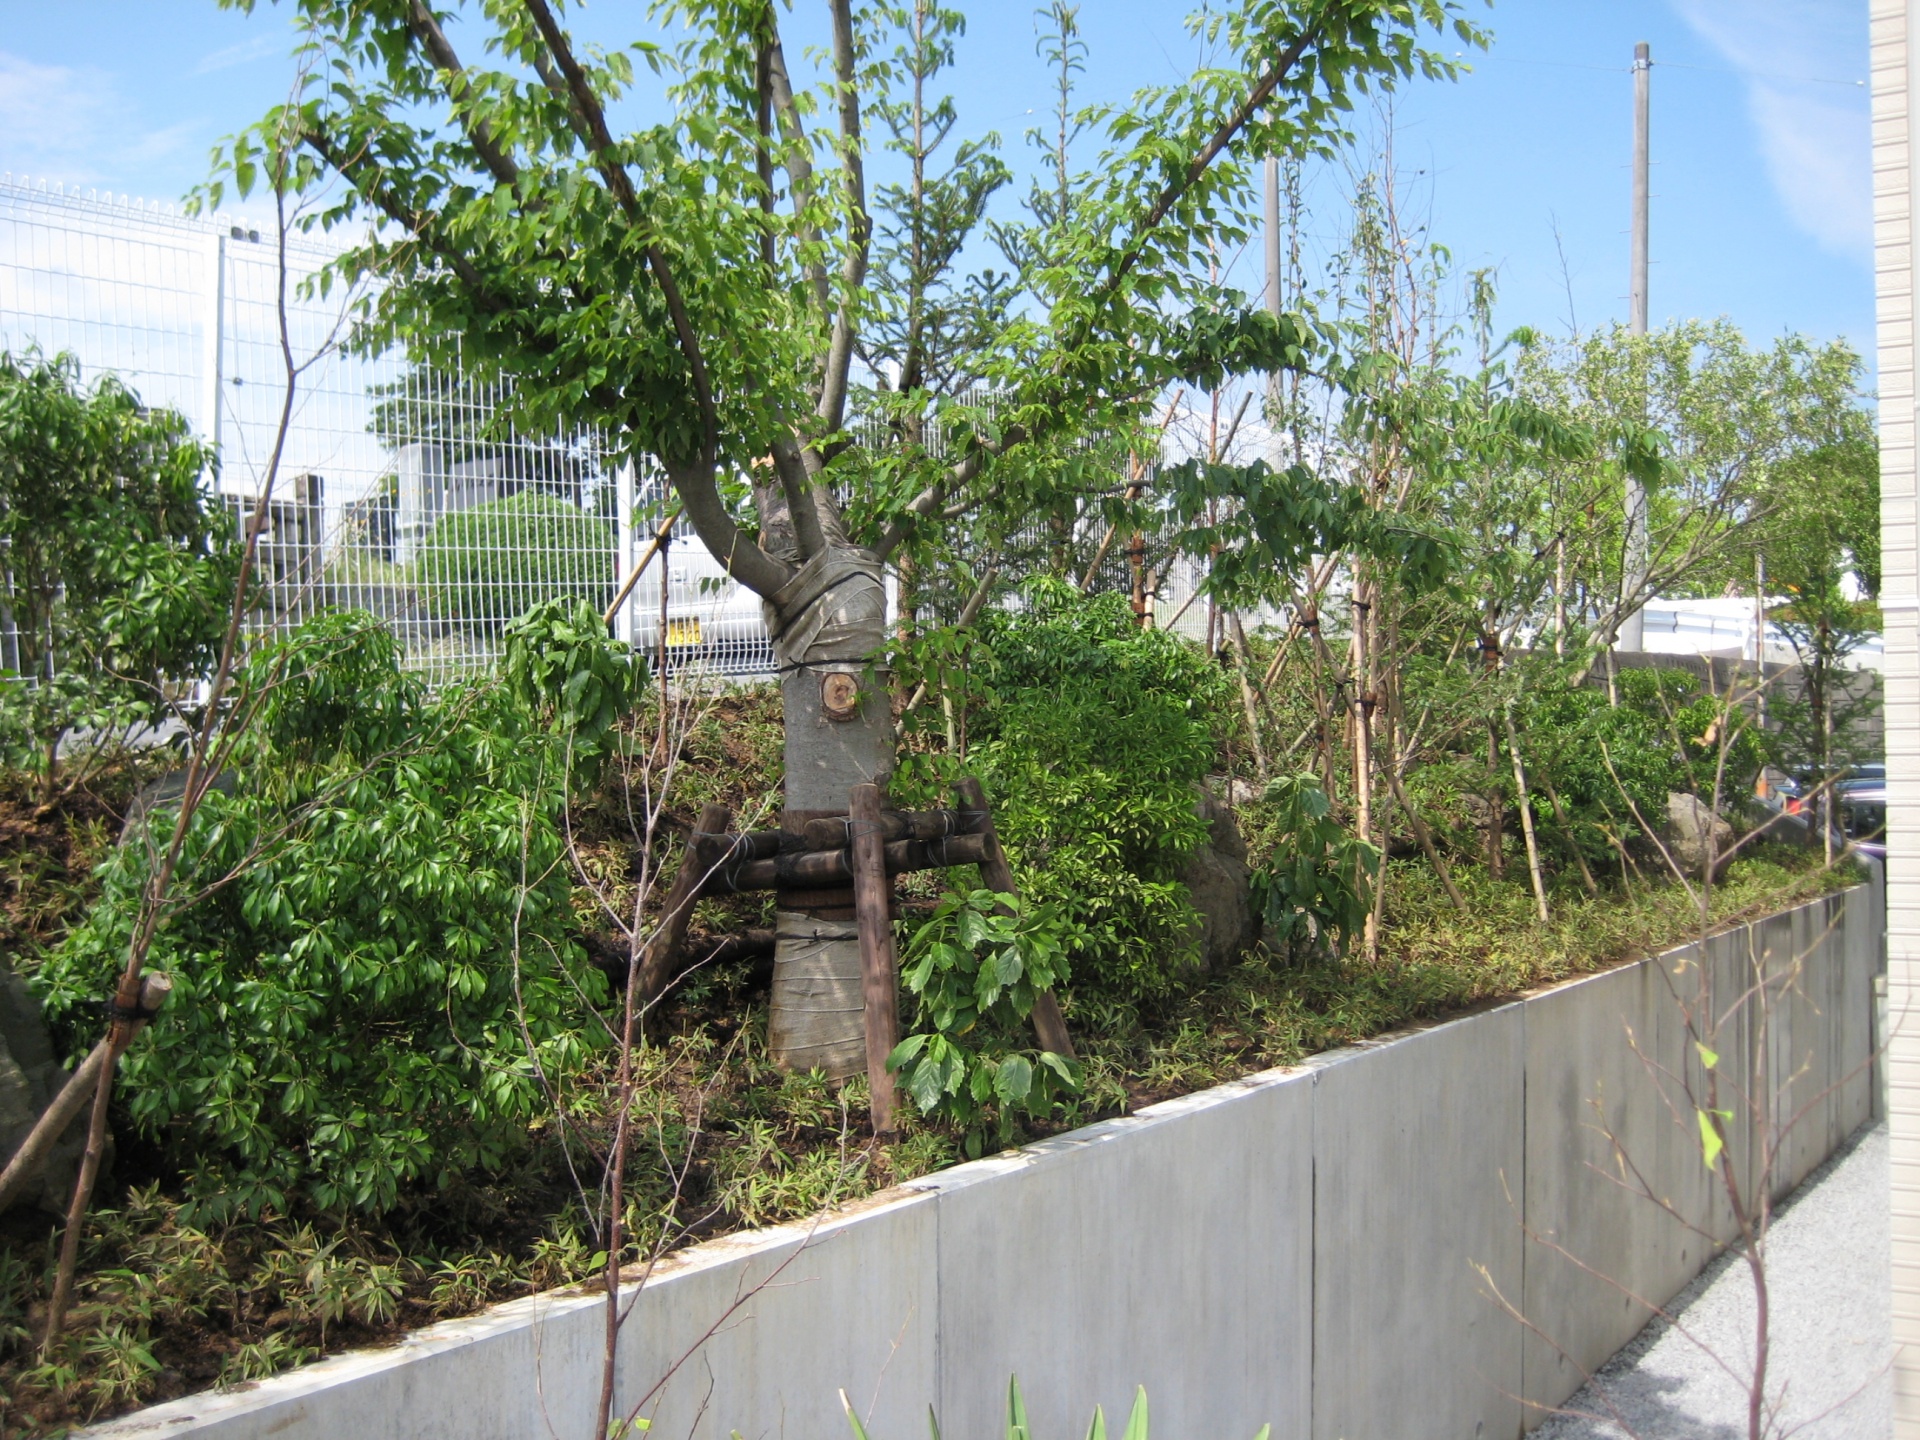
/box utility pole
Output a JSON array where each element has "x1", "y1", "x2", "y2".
[
  {"x1": 1618, "y1": 40, "x2": 1652, "y2": 653},
  {"x1": 1264, "y1": 154, "x2": 1286, "y2": 468}
]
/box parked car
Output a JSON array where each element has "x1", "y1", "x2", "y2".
[
  {"x1": 1755, "y1": 762, "x2": 1885, "y2": 858},
  {"x1": 1838, "y1": 772, "x2": 1887, "y2": 859}
]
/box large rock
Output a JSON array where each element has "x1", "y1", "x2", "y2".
[
  {"x1": 1665, "y1": 792, "x2": 1734, "y2": 880},
  {"x1": 0, "y1": 963, "x2": 85, "y2": 1215},
  {"x1": 1183, "y1": 787, "x2": 1257, "y2": 970}
]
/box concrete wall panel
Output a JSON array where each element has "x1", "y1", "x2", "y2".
[
  {"x1": 1310, "y1": 1007, "x2": 1526, "y2": 1440},
  {"x1": 611, "y1": 1190, "x2": 940, "y2": 1440},
  {"x1": 1839, "y1": 885, "x2": 1879, "y2": 1135},
  {"x1": 910, "y1": 1070, "x2": 1314, "y2": 1440},
  {"x1": 89, "y1": 1190, "x2": 940, "y2": 1440},
  {"x1": 1520, "y1": 956, "x2": 1718, "y2": 1417},
  {"x1": 1770, "y1": 900, "x2": 1842, "y2": 1197}
]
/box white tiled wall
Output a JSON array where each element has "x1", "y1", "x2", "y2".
[{"x1": 1872, "y1": 3, "x2": 1920, "y2": 1429}]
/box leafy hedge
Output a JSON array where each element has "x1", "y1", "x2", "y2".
[
  {"x1": 32, "y1": 608, "x2": 633, "y2": 1219},
  {"x1": 414, "y1": 492, "x2": 613, "y2": 633}
]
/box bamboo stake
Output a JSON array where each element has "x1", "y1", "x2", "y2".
[
  {"x1": 1228, "y1": 612, "x2": 1269, "y2": 781},
  {"x1": 1537, "y1": 771, "x2": 1600, "y2": 897},
  {"x1": 1080, "y1": 392, "x2": 1183, "y2": 591},
  {"x1": 601, "y1": 505, "x2": 683, "y2": 629},
  {"x1": 1383, "y1": 766, "x2": 1470, "y2": 917},
  {"x1": 895, "y1": 564, "x2": 999, "y2": 738},
  {"x1": 1503, "y1": 706, "x2": 1551, "y2": 925},
  {"x1": 636, "y1": 802, "x2": 731, "y2": 1002},
  {"x1": 0, "y1": 974, "x2": 172, "y2": 1217}
]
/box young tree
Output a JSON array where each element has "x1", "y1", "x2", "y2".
[
  {"x1": 1757, "y1": 436, "x2": 1881, "y2": 860},
  {"x1": 1516, "y1": 320, "x2": 1868, "y2": 657},
  {"x1": 0, "y1": 354, "x2": 237, "y2": 799},
  {"x1": 218, "y1": 0, "x2": 1481, "y2": 1069}
]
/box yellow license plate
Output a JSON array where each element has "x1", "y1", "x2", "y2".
[{"x1": 665, "y1": 617, "x2": 702, "y2": 647}]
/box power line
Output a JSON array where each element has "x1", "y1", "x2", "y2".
[
  {"x1": 1465, "y1": 53, "x2": 1864, "y2": 89},
  {"x1": 1657, "y1": 59, "x2": 1864, "y2": 88}
]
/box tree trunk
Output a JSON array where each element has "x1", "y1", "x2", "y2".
[{"x1": 762, "y1": 545, "x2": 895, "y2": 1077}]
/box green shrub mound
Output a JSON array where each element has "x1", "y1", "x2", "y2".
[
  {"x1": 414, "y1": 492, "x2": 614, "y2": 633},
  {"x1": 32, "y1": 610, "x2": 623, "y2": 1220},
  {"x1": 965, "y1": 583, "x2": 1235, "y2": 1003}
]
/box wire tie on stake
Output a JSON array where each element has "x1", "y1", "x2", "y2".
[{"x1": 99, "y1": 994, "x2": 165, "y2": 1025}]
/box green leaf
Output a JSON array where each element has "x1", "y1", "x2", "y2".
[
  {"x1": 1697, "y1": 1109, "x2": 1726, "y2": 1171},
  {"x1": 994, "y1": 1054, "x2": 1034, "y2": 1108},
  {"x1": 841, "y1": 1389, "x2": 873, "y2": 1440}
]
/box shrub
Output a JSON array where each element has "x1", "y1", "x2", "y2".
[
  {"x1": 888, "y1": 887, "x2": 1083, "y2": 1155},
  {"x1": 30, "y1": 611, "x2": 619, "y2": 1219},
  {"x1": 1248, "y1": 773, "x2": 1379, "y2": 962},
  {"x1": 0, "y1": 352, "x2": 238, "y2": 785},
  {"x1": 963, "y1": 583, "x2": 1234, "y2": 1004},
  {"x1": 414, "y1": 493, "x2": 613, "y2": 633},
  {"x1": 1520, "y1": 667, "x2": 1764, "y2": 868}
]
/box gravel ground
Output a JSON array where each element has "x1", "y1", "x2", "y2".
[{"x1": 1533, "y1": 1122, "x2": 1890, "y2": 1440}]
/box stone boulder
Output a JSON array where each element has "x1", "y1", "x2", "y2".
[
  {"x1": 1666, "y1": 792, "x2": 1735, "y2": 880},
  {"x1": 1183, "y1": 787, "x2": 1257, "y2": 970},
  {"x1": 0, "y1": 964, "x2": 84, "y2": 1215}
]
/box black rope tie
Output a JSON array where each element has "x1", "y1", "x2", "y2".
[
  {"x1": 99, "y1": 994, "x2": 163, "y2": 1025},
  {"x1": 772, "y1": 657, "x2": 881, "y2": 675}
]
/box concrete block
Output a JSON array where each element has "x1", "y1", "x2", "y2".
[
  {"x1": 1310, "y1": 1006, "x2": 1525, "y2": 1440},
  {"x1": 910, "y1": 1068, "x2": 1314, "y2": 1440},
  {"x1": 1520, "y1": 958, "x2": 1719, "y2": 1418}
]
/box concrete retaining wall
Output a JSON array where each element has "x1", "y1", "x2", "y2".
[{"x1": 90, "y1": 887, "x2": 1879, "y2": 1440}]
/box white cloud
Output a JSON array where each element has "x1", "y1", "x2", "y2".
[
  {"x1": 1671, "y1": 0, "x2": 1871, "y2": 263},
  {"x1": 0, "y1": 51, "x2": 194, "y2": 190},
  {"x1": 195, "y1": 33, "x2": 288, "y2": 76}
]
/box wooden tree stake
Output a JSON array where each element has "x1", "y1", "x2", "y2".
[
  {"x1": 849, "y1": 783, "x2": 901, "y2": 1135},
  {"x1": 955, "y1": 777, "x2": 1076, "y2": 1059}
]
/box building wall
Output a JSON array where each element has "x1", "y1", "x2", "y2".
[{"x1": 1872, "y1": 5, "x2": 1920, "y2": 1431}]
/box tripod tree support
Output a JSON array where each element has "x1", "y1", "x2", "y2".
[
  {"x1": 849, "y1": 783, "x2": 902, "y2": 1136},
  {"x1": 636, "y1": 802, "x2": 732, "y2": 1004},
  {"x1": 632, "y1": 778, "x2": 1073, "y2": 1133}
]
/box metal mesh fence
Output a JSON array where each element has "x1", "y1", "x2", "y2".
[{"x1": 1, "y1": 178, "x2": 1212, "y2": 689}]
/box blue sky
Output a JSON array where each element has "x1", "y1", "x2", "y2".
[{"x1": 0, "y1": 1, "x2": 1875, "y2": 363}]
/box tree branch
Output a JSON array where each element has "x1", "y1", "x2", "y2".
[
  {"x1": 1097, "y1": 25, "x2": 1318, "y2": 304},
  {"x1": 872, "y1": 421, "x2": 1026, "y2": 562},
  {"x1": 521, "y1": 0, "x2": 791, "y2": 596},
  {"x1": 816, "y1": 0, "x2": 871, "y2": 436},
  {"x1": 405, "y1": 0, "x2": 521, "y2": 188},
  {"x1": 763, "y1": 10, "x2": 831, "y2": 314},
  {"x1": 300, "y1": 128, "x2": 500, "y2": 302}
]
